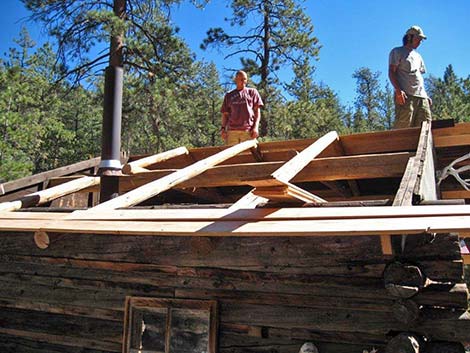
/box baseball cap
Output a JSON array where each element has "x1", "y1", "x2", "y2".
[{"x1": 406, "y1": 25, "x2": 427, "y2": 39}]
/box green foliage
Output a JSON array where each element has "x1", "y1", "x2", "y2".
[
  {"x1": 0, "y1": 29, "x2": 101, "y2": 182},
  {"x1": 21, "y1": 0, "x2": 205, "y2": 85},
  {"x1": 202, "y1": 0, "x2": 320, "y2": 94},
  {"x1": 3, "y1": 3, "x2": 470, "y2": 185},
  {"x1": 352, "y1": 67, "x2": 386, "y2": 132},
  {"x1": 426, "y1": 65, "x2": 470, "y2": 122}
]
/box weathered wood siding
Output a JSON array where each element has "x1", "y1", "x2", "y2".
[{"x1": 0, "y1": 231, "x2": 468, "y2": 352}]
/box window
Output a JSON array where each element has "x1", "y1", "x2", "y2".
[{"x1": 123, "y1": 297, "x2": 218, "y2": 353}]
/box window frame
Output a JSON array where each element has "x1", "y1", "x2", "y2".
[{"x1": 123, "y1": 296, "x2": 218, "y2": 353}]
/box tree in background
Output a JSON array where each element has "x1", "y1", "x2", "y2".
[
  {"x1": 426, "y1": 65, "x2": 470, "y2": 122},
  {"x1": 201, "y1": 0, "x2": 320, "y2": 135},
  {"x1": 379, "y1": 82, "x2": 395, "y2": 130},
  {"x1": 276, "y1": 58, "x2": 346, "y2": 139},
  {"x1": 352, "y1": 67, "x2": 385, "y2": 132},
  {"x1": 21, "y1": 0, "x2": 208, "y2": 84},
  {"x1": 183, "y1": 62, "x2": 224, "y2": 147},
  {"x1": 0, "y1": 28, "x2": 101, "y2": 182},
  {"x1": 20, "y1": 0, "x2": 222, "y2": 156}
]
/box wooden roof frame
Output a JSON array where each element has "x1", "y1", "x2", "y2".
[{"x1": 1, "y1": 121, "x2": 470, "y2": 258}]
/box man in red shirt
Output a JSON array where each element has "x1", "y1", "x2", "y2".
[{"x1": 220, "y1": 70, "x2": 264, "y2": 144}]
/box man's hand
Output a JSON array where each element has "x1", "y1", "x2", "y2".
[
  {"x1": 395, "y1": 90, "x2": 407, "y2": 105},
  {"x1": 221, "y1": 129, "x2": 227, "y2": 142},
  {"x1": 250, "y1": 126, "x2": 259, "y2": 139}
]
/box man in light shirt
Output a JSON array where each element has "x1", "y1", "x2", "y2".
[{"x1": 389, "y1": 25, "x2": 432, "y2": 128}]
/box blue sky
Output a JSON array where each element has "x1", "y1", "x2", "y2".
[{"x1": 1, "y1": 0, "x2": 470, "y2": 106}]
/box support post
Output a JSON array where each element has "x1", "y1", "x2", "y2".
[{"x1": 99, "y1": 0, "x2": 126, "y2": 202}]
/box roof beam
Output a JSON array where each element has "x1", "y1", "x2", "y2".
[{"x1": 89, "y1": 139, "x2": 258, "y2": 210}]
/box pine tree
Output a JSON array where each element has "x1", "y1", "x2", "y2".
[{"x1": 201, "y1": 0, "x2": 320, "y2": 136}]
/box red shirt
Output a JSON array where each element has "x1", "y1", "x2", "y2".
[{"x1": 221, "y1": 87, "x2": 264, "y2": 131}]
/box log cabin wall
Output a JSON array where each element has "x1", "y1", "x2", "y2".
[
  {"x1": 0, "y1": 230, "x2": 467, "y2": 353},
  {"x1": 1, "y1": 121, "x2": 469, "y2": 352}
]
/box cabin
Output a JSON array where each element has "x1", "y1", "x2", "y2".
[{"x1": 0, "y1": 120, "x2": 469, "y2": 353}]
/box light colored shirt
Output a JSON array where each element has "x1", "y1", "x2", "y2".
[{"x1": 389, "y1": 46, "x2": 428, "y2": 98}]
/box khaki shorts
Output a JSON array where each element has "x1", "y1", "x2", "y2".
[
  {"x1": 394, "y1": 96, "x2": 432, "y2": 129},
  {"x1": 225, "y1": 130, "x2": 253, "y2": 145}
]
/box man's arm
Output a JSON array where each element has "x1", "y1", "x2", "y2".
[
  {"x1": 251, "y1": 106, "x2": 260, "y2": 138},
  {"x1": 221, "y1": 111, "x2": 229, "y2": 141},
  {"x1": 388, "y1": 64, "x2": 407, "y2": 105}
]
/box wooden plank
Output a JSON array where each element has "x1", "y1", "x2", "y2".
[
  {"x1": 393, "y1": 158, "x2": 418, "y2": 206},
  {"x1": 380, "y1": 235, "x2": 393, "y2": 256},
  {"x1": 0, "y1": 212, "x2": 69, "y2": 220},
  {"x1": 393, "y1": 122, "x2": 433, "y2": 207},
  {"x1": 0, "y1": 157, "x2": 100, "y2": 196},
  {"x1": 434, "y1": 134, "x2": 470, "y2": 148},
  {"x1": 90, "y1": 139, "x2": 258, "y2": 211},
  {"x1": 413, "y1": 121, "x2": 438, "y2": 201},
  {"x1": 432, "y1": 121, "x2": 470, "y2": 138},
  {"x1": 2, "y1": 215, "x2": 470, "y2": 237},
  {"x1": 271, "y1": 131, "x2": 339, "y2": 183},
  {"x1": 441, "y1": 190, "x2": 470, "y2": 199},
  {"x1": 340, "y1": 127, "x2": 420, "y2": 155},
  {"x1": 231, "y1": 132, "x2": 337, "y2": 208},
  {"x1": 228, "y1": 191, "x2": 268, "y2": 210},
  {"x1": 37, "y1": 204, "x2": 470, "y2": 222},
  {"x1": 252, "y1": 182, "x2": 327, "y2": 204},
  {"x1": 336, "y1": 137, "x2": 361, "y2": 196},
  {"x1": 49, "y1": 152, "x2": 412, "y2": 191},
  {"x1": 0, "y1": 177, "x2": 100, "y2": 212},
  {"x1": 122, "y1": 147, "x2": 188, "y2": 174},
  {"x1": 166, "y1": 126, "x2": 419, "y2": 169},
  {"x1": 390, "y1": 122, "x2": 436, "y2": 255}
]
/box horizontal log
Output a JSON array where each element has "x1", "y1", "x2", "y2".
[
  {"x1": 417, "y1": 260, "x2": 463, "y2": 282},
  {"x1": 414, "y1": 283, "x2": 469, "y2": 308},
  {"x1": 219, "y1": 301, "x2": 401, "y2": 334},
  {"x1": 0, "y1": 233, "x2": 390, "y2": 265},
  {"x1": 221, "y1": 324, "x2": 386, "y2": 349},
  {"x1": 0, "y1": 254, "x2": 465, "y2": 312},
  {"x1": 0, "y1": 333, "x2": 112, "y2": 353},
  {"x1": 0, "y1": 232, "x2": 460, "y2": 270},
  {"x1": 219, "y1": 331, "x2": 376, "y2": 353},
  {"x1": 0, "y1": 298, "x2": 122, "y2": 322},
  {"x1": 426, "y1": 341, "x2": 466, "y2": 353},
  {"x1": 417, "y1": 309, "x2": 470, "y2": 342},
  {"x1": 401, "y1": 233, "x2": 461, "y2": 260},
  {"x1": 175, "y1": 288, "x2": 394, "y2": 312},
  {"x1": 0, "y1": 272, "x2": 173, "y2": 310},
  {"x1": 0, "y1": 307, "x2": 122, "y2": 350}
]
